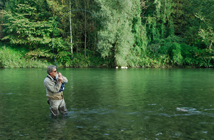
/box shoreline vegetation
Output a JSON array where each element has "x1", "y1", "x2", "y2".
[
  {"x1": 1, "y1": 0, "x2": 214, "y2": 68},
  {"x1": 0, "y1": 44, "x2": 213, "y2": 69}
]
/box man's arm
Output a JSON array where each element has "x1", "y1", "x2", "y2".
[
  {"x1": 44, "y1": 78, "x2": 62, "y2": 93},
  {"x1": 62, "y1": 76, "x2": 68, "y2": 84}
]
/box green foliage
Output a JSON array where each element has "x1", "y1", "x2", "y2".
[
  {"x1": 145, "y1": 0, "x2": 175, "y2": 45},
  {"x1": 132, "y1": 2, "x2": 147, "y2": 56},
  {"x1": 96, "y1": 0, "x2": 141, "y2": 67},
  {"x1": 1, "y1": 0, "x2": 214, "y2": 68},
  {"x1": 63, "y1": 51, "x2": 106, "y2": 68},
  {"x1": 181, "y1": 43, "x2": 213, "y2": 67},
  {"x1": 69, "y1": 53, "x2": 90, "y2": 68},
  {"x1": 0, "y1": 44, "x2": 49, "y2": 68},
  {"x1": 177, "y1": 0, "x2": 214, "y2": 45},
  {"x1": 3, "y1": 2, "x2": 54, "y2": 48},
  {"x1": 2, "y1": 0, "x2": 67, "y2": 61},
  {"x1": 168, "y1": 43, "x2": 183, "y2": 65},
  {"x1": 198, "y1": 26, "x2": 214, "y2": 49},
  {"x1": 0, "y1": 46, "x2": 22, "y2": 68},
  {"x1": 195, "y1": 11, "x2": 214, "y2": 50}
]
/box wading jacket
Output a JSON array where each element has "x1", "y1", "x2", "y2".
[{"x1": 44, "y1": 74, "x2": 68, "y2": 100}]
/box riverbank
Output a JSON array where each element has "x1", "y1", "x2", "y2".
[{"x1": 1, "y1": 44, "x2": 214, "y2": 69}]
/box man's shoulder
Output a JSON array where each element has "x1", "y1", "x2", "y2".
[{"x1": 44, "y1": 76, "x2": 52, "y2": 83}]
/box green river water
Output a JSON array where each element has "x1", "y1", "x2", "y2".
[{"x1": 1, "y1": 68, "x2": 214, "y2": 139}]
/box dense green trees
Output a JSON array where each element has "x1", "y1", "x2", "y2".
[
  {"x1": 96, "y1": 0, "x2": 142, "y2": 66},
  {"x1": 2, "y1": 0, "x2": 56, "y2": 60},
  {"x1": 0, "y1": 0, "x2": 214, "y2": 68}
]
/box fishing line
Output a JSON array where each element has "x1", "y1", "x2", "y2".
[{"x1": 51, "y1": 9, "x2": 98, "y2": 70}]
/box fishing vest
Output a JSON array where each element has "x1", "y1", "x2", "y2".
[{"x1": 46, "y1": 76, "x2": 65, "y2": 92}]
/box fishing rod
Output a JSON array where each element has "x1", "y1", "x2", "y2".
[{"x1": 51, "y1": 9, "x2": 98, "y2": 71}]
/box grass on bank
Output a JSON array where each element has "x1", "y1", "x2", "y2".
[{"x1": 0, "y1": 46, "x2": 49, "y2": 68}]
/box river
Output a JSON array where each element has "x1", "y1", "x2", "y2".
[{"x1": 0, "y1": 68, "x2": 214, "y2": 139}]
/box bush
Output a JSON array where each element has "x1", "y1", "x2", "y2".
[
  {"x1": 63, "y1": 52, "x2": 106, "y2": 68},
  {"x1": 181, "y1": 43, "x2": 213, "y2": 67},
  {"x1": 168, "y1": 43, "x2": 183, "y2": 65}
]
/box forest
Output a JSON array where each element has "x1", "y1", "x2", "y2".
[{"x1": 0, "y1": 0, "x2": 214, "y2": 68}]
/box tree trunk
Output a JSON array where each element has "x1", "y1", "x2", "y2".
[
  {"x1": 69, "y1": 0, "x2": 73, "y2": 57},
  {"x1": 209, "y1": 41, "x2": 213, "y2": 50},
  {"x1": 93, "y1": 21, "x2": 96, "y2": 56},
  {"x1": 0, "y1": 10, "x2": 3, "y2": 39},
  {"x1": 84, "y1": 4, "x2": 87, "y2": 58},
  {"x1": 94, "y1": 34, "x2": 96, "y2": 56}
]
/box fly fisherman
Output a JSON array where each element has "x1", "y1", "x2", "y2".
[{"x1": 44, "y1": 65, "x2": 68, "y2": 116}]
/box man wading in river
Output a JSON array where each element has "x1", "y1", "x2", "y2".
[{"x1": 44, "y1": 65, "x2": 68, "y2": 116}]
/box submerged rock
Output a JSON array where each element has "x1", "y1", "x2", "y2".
[{"x1": 176, "y1": 107, "x2": 188, "y2": 112}]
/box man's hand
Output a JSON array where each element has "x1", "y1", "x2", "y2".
[{"x1": 58, "y1": 72, "x2": 63, "y2": 83}]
